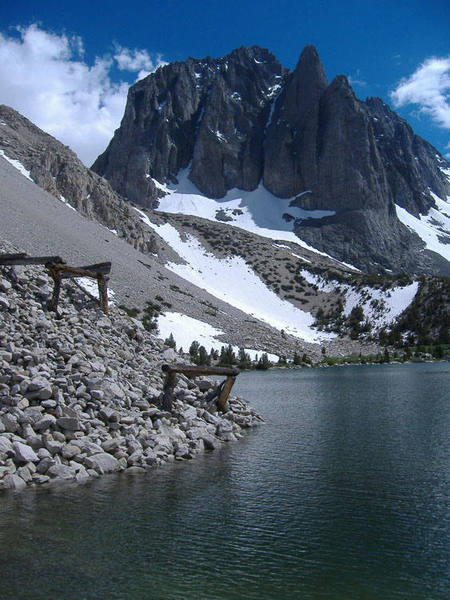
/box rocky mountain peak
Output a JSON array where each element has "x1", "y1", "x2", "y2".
[
  {"x1": 91, "y1": 45, "x2": 450, "y2": 275},
  {"x1": 93, "y1": 45, "x2": 286, "y2": 202},
  {"x1": 293, "y1": 45, "x2": 328, "y2": 86}
]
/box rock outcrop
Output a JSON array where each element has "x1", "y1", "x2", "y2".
[
  {"x1": 0, "y1": 105, "x2": 157, "y2": 256},
  {"x1": 92, "y1": 45, "x2": 450, "y2": 275}
]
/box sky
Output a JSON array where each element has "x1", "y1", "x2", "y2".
[{"x1": 0, "y1": 0, "x2": 449, "y2": 165}]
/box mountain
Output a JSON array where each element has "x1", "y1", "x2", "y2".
[
  {"x1": 0, "y1": 105, "x2": 157, "y2": 256},
  {"x1": 1, "y1": 124, "x2": 374, "y2": 361},
  {"x1": 92, "y1": 45, "x2": 450, "y2": 276}
]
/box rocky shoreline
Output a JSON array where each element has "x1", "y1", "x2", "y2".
[{"x1": 0, "y1": 247, "x2": 262, "y2": 492}]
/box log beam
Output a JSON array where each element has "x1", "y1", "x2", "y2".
[
  {"x1": 161, "y1": 364, "x2": 240, "y2": 412},
  {"x1": 0, "y1": 254, "x2": 64, "y2": 266}
]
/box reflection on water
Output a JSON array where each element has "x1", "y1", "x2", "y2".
[{"x1": 1, "y1": 362, "x2": 449, "y2": 599}]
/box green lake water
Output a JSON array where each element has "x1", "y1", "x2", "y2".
[{"x1": 0, "y1": 362, "x2": 449, "y2": 599}]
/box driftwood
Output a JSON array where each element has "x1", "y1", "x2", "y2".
[{"x1": 161, "y1": 364, "x2": 239, "y2": 412}]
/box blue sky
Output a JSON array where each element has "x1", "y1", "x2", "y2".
[{"x1": 1, "y1": 0, "x2": 449, "y2": 165}]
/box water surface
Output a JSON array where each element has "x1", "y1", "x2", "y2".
[{"x1": 1, "y1": 362, "x2": 449, "y2": 599}]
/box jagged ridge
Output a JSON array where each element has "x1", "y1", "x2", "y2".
[{"x1": 92, "y1": 45, "x2": 450, "y2": 275}]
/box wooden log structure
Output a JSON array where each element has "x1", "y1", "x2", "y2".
[
  {"x1": 161, "y1": 364, "x2": 240, "y2": 412},
  {"x1": 46, "y1": 262, "x2": 111, "y2": 314},
  {"x1": 0, "y1": 252, "x2": 111, "y2": 315}
]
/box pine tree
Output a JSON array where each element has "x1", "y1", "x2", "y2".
[
  {"x1": 189, "y1": 341, "x2": 200, "y2": 362},
  {"x1": 219, "y1": 344, "x2": 236, "y2": 366},
  {"x1": 164, "y1": 332, "x2": 176, "y2": 349},
  {"x1": 238, "y1": 348, "x2": 251, "y2": 369},
  {"x1": 197, "y1": 345, "x2": 210, "y2": 365},
  {"x1": 256, "y1": 353, "x2": 270, "y2": 370}
]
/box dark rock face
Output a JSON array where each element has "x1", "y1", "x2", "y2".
[
  {"x1": 0, "y1": 105, "x2": 157, "y2": 256},
  {"x1": 92, "y1": 45, "x2": 450, "y2": 274},
  {"x1": 263, "y1": 45, "x2": 329, "y2": 198},
  {"x1": 93, "y1": 46, "x2": 287, "y2": 204},
  {"x1": 365, "y1": 97, "x2": 448, "y2": 216}
]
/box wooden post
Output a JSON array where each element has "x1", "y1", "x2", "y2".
[
  {"x1": 161, "y1": 364, "x2": 239, "y2": 412},
  {"x1": 97, "y1": 274, "x2": 109, "y2": 315},
  {"x1": 47, "y1": 267, "x2": 62, "y2": 312},
  {"x1": 217, "y1": 375, "x2": 236, "y2": 411},
  {"x1": 161, "y1": 371, "x2": 177, "y2": 411}
]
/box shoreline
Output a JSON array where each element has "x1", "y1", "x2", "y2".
[{"x1": 0, "y1": 258, "x2": 262, "y2": 493}]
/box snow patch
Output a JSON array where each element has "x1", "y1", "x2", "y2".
[
  {"x1": 266, "y1": 84, "x2": 282, "y2": 98},
  {"x1": 133, "y1": 207, "x2": 153, "y2": 228},
  {"x1": 292, "y1": 253, "x2": 311, "y2": 263},
  {"x1": 214, "y1": 130, "x2": 227, "y2": 142},
  {"x1": 342, "y1": 282, "x2": 419, "y2": 329},
  {"x1": 59, "y1": 195, "x2": 77, "y2": 211},
  {"x1": 76, "y1": 278, "x2": 115, "y2": 304},
  {"x1": 395, "y1": 201, "x2": 450, "y2": 262},
  {"x1": 155, "y1": 169, "x2": 355, "y2": 268},
  {"x1": 300, "y1": 269, "x2": 418, "y2": 330},
  {"x1": 141, "y1": 219, "x2": 333, "y2": 343},
  {"x1": 157, "y1": 312, "x2": 278, "y2": 361},
  {"x1": 0, "y1": 150, "x2": 32, "y2": 180},
  {"x1": 150, "y1": 177, "x2": 172, "y2": 194},
  {"x1": 273, "y1": 243, "x2": 312, "y2": 264}
]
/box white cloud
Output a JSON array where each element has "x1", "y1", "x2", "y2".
[
  {"x1": 0, "y1": 24, "x2": 165, "y2": 166},
  {"x1": 114, "y1": 46, "x2": 167, "y2": 80},
  {"x1": 390, "y1": 56, "x2": 450, "y2": 130}
]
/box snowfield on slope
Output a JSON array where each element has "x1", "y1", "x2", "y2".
[
  {"x1": 301, "y1": 270, "x2": 419, "y2": 330},
  {"x1": 157, "y1": 312, "x2": 279, "y2": 361},
  {"x1": 154, "y1": 169, "x2": 360, "y2": 270},
  {"x1": 395, "y1": 191, "x2": 450, "y2": 262},
  {"x1": 134, "y1": 209, "x2": 333, "y2": 343}
]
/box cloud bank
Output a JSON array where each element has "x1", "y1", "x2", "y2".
[
  {"x1": 390, "y1": 56, "x2": 450, "y2": 131},
  {"x1": 0, "y1": 25, "x2": 166, "y2": 165}
]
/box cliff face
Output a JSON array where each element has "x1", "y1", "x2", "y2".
[
  {"x1": 93, "y1": 46, "x2": 287, "y2": 204},
  {"x1": 92, "y1": 45, "x2": 450, "y2": 274}
]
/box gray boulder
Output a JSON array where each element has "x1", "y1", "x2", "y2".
[
  {"x1": 84, "y1": 453, "x2": 120, "y2": 474},
  {"x1": 13, "y1": 441, "x2": 39, "y2": 463}
]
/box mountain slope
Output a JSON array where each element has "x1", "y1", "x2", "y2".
[
  {"x1": 0, "y1": 105, "x2": 156, "y2": 256},
  {"x1": 0, "y1": 145, "x2": 361, "y2": 360},
  {"x1": 1, "y1": 105, "x2": 447, "y2": 358},
  {"x1": 92, "y1": 45, "x2": 450, "y2": 275}
]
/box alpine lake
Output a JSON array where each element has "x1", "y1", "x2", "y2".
[{"x1": 1, "y1": 361, "x2": 449, "y2": 600}]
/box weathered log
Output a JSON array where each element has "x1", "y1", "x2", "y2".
[
  {"x1": 161, "y1": 364, "x2": 240, "y2": 411},
  {"x1": 0, "y1": 253, "x2": 111, "y2": 314},
  {"x1": 47, "y1": 267, "x2": 62, "y2": 312},
  {"x1": 161, "y1": 371, "x2": 177, "y2": 411},
  {"x1": 217, "y1": 375, "x2": 237, "y2": 411},
  {"x1": 46, "y1": 262, "x2": 111, "y2": 314},
  {"x1": 0, "y1": 254, "x2": 64, "y2": 266},
  {"x1": 97, "y1": 275, "x2": 109, "y2": 315},
  {"x1": 48, "y1": 263, "x2": 111, "y2": 279},
  {"x1": 161, "y1": 364, "x2": 239, "y2": 377}
]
